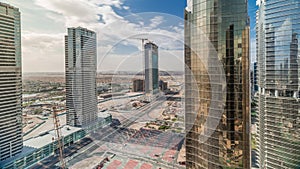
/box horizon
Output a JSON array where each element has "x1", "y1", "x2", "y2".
[{"x1": 3, "y1": 0, "x2": 256, "y2": 73}]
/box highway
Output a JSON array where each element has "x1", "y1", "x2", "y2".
[
  {"x1": 29, "y1": 95, "x2": 168, "y2": 169},
  {"x1": 28, "y1": 137, "x2": 93, "y2": 169},
  {"x1": 67, "y1": 95, "x2": 167, "y2": 161}
]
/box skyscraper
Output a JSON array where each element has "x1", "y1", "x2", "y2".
[
  {"x1": 65, "y1": 27, "x2": 98, "y2": 128},
  {"x1": 184, "y1": 0, "x2": 250, "y2": 168},
  {"x1": 144, "y1": 42, "x2": 159, "y2": 94},
  {"x1": 256, "y1": 0, "x2": 300, "y2": 168},
  {"x1": 0, "y1": 3, "x2": 23, "y2": 161}
]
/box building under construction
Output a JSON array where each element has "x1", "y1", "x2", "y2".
[{"x1": 132, "y1": 79, "x2": 145, "y2": 92}]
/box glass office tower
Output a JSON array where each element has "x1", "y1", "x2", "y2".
[
  {"x1": 184, "y1": 0, "x2": 250, "y2": 168},
  {"x1": 256, "y1": 0, "x2": 300, "y2": 168},
  {"x1": 144, "y1": 42, "x2": 159, "y2": 94},
  {"x1": 0, "y1": 3, "x2": 23, "y2": 161},
  {"x1": 65, "y1": 27, "x2": 98, "y2": 128}
]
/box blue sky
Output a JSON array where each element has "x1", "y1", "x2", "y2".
[
  {"x1": 123, "y1": 0, "x2": 257, "y2": 62},
  {"x1": 3, "y1": 0, "x2": 257, "y2": 72},
  {"x1": 131, "y1": 0, "x2": 257, "y2": 61},
  {"x1": 249, "y1": 0, "x2": 259, "y2": 63},
  {"x1": 124, "y1": 0, "x2": 187, "y2": 18},
  {"x1": 249, "y1": 0, "x2": 258, "y2": 39},
  {"x1": 124, "y1": 0, "x2": 257, "y2": 38}
]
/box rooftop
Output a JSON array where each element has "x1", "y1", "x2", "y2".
[
  {"x1": 97, "y1": 111, "x2": 112, "y2": 118},
  {"x1": 0, "y1": 125, "x2": 82, "y2": 167},
  {"x1": 0, "y1": 2, "x2": 19, "y2": 9},
  {"x1": 24, "y1": 125, "x2": 82, "y2": 149}
]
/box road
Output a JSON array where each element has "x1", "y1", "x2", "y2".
[
  {"x1": 68, "y1": 96, "x2": 167, "y2": 159},
  {"x1": 29, "y1": 137, "x2": 93, "y2": 169},
  {"x1": 29, "y1": 95, "x2": 173, "y2": 169}
]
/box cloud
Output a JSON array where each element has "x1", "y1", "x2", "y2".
[
  {"x1": 98, "y1": 14, "x2": 185, "y2": 67},
  {"x1": 6, "y1": 0, "x2": 128, "y2": 72},
  {"x1": 90, "y1": 0, "x2": 124, "y2": 9},
  {"x1": 6, "y1": 0, "x2": 185, "y2": 72},
  {"x1": 149, "y1": 16, "x2": 164, "y2": 28},
  {"x1": 98, "y1": 49, "x2": 184, "y2": 72},
  {"x1": 22, "y1": 33, "x2": 65, "y2": 72},
  {"x1": 34, "y1": 0, "x2": 124, "y2": 29},
  {"x1": 256, "y1": 0, "x2": 264, "y2": 6}
]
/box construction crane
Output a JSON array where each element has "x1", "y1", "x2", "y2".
[
  {"x1": 131, "y1": 38, "x2": 148, "y2": 50},
  {"x1": 130, "y1": 37, "x2": 155, "y2": 100},
  {"x1": 130, "y1": 37, "x2": 150, "y2": 77},
  {"x1": 52, "y1": 106, "x2": 66, "y2": 169}
]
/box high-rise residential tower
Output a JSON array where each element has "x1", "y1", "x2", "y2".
[
  {"x1": 144, "y1": 42, "x2": 159, "y2": 94},
  {"x1": 65, "y1": 27, "x2": 98, "y2": 128},
  {"x1": 184, "y1": 0, "x2": 250, "y2": 168},
  {"x1": 256, "y1": 0, "x2": 300, "y2": 168},
  {"x1": 0, "y1": 3, "x2": 22, "y2": 161}
]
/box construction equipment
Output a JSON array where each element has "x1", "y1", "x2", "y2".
[
  {"x1": 130, "y1": 38, "x2": 149, "y2": 50},
  {"x1": 52, "y1": 106, "x2": 66, "y2": 169},
  {"x1": 130, "y1": 37, "x2": 150, "y2": 78}
]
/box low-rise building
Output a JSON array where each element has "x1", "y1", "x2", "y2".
[
  {"x1": 0, "y1": 126, "x2": 85, "y2": 169},
  {"x1": 0, "y1": 113, "x2": 112, "y2": 169},
  {"x1": 159, "y1": 80, "x2": 168, "y2": 91},
  {"x1": 132, "y1": 79, "x2": 144, "y2": 92}
]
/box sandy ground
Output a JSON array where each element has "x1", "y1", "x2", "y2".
[
  {"x1": 128, "y1": 122, "x2": 145, "y2": 130},
  {"x1": 177, "y1": 146, "x2": 186, "y2": 164},
  {"x1": 23, "y1": 116, "x2": 44, "y2": 133},
  {"x1": 70, "y1": 156, "x2": 105, "y2": 169}
]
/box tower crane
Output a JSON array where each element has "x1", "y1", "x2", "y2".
[
  {"x1": 130, "y1": 38, "x2": 148, "y2": 51},
  {"x1": 130, "y1": 38, "x2": 150, "y2": 77},
  {"x1": 52, "y1": 106, "x2": 66, "y2": 169}
]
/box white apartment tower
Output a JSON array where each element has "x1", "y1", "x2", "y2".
[
  {"x1": 0, "y1": 3, "x2": 23, "y2": 161},
  {"x1": 65, "y1": 27, "x2": 98, "y2": 127},
  {"x1": 256, "y1": 0, "x2": 300, "y2": 168}
]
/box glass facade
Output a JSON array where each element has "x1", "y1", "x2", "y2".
[
  {"x1": 0, "y1": 3, "x2": 23, "y2": 161},
  {"x1": 256, "y1": 0, "x2": 300, "y2": 168},
  {"x1": 65, "y1": 27, "x2": 98, "y2": 127},
  {"x1": 0, "y1": 127, "x2": 88, "y2": 169},
  {"x1": 144, "y1": 42, "x2": 159, "y2": 94},
  {"x1": 185, "y1": 0, "x2": 250, "y2": 168}
]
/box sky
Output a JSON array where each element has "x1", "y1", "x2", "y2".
[
  {"x1": 2, "y1": 0, "x2": 257, "y2": 73},
  {"x1": 249, "y1": 0, "x2": 259, "y2": 64}
]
